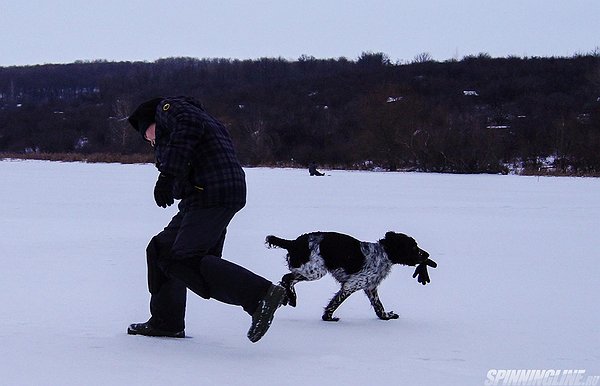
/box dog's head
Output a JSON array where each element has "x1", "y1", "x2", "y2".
[{"x1": 379, "y1": 231, "x2": 430, "y2": 266}]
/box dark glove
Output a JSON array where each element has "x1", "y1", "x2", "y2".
[
  {"x1": 153, "y1": 173, "x2": 175, "y2": 208},
  {"x1": 412, "y1": 259, "x2": 437, "y2": 285}
]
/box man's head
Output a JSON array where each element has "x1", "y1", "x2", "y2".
[{"x1": 128, "y1": 98, "x2": 163, "y2": 139}]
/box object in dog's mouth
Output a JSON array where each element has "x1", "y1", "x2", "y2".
[{"x1": 412, "y1": 258, "x2": 437, "y2": 285}]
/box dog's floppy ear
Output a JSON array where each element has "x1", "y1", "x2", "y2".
[
  {"x1": 379, "y1": 231, "x2": 406, "y2": 264},
  {"x1": 381, "y1": 231, "x2": 401, "y2": 246},
  {"x1": 381, "y1": 231, "x2": 409, "y2": 246},
  {"x1": 380, "y1": 231, "x2": 425, "y2": 266},
  {"x1": 384, "y1": 231, "x2": 397, "y2": 240}
]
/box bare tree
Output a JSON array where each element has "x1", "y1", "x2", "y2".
[
  {"x1": 110, "y1": 98, "x2": 134, "y2": 149},
  {"x1": 412, "y1": 52, "x2": 433, "y2": 63}
]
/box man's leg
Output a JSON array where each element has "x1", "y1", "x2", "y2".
[
  {"x1": 167, "y1": 206, "x2": 272, "y2": 314},
  {"x1": 139, "y1": 207, "x2": 233, "y2": 334},
  {"x1": 129, "y1": 212, "x2": 187, "y2": 336},
  {"x1": 147, "y1": 233, "x2": 187, "y2": 332},
  {"x1": 134, "y1": 205, "x2": 285, "y2": 341},
  {"x1": 167, "y1": 206, "x2": 286, "y2": 342}
]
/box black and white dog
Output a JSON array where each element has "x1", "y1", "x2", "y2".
[{"x1": 266, "y1": 231, "x2": 437, "y2": 321}]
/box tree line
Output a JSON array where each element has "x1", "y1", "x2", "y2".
[{"x1": 0, "y1": 52, "x2": 599, "y2": 174}]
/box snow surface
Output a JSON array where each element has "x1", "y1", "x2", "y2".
[{"x1": 0, "y1": 160, "x2": 598, "y2": 385}]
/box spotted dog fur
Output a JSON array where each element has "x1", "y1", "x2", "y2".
[{"x1": 265, "y1": 231, "x2": 435, "y2": 321}]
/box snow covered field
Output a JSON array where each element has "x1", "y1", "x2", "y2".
[{"x1": 1, "y1": 160, "x2": 598, "y2": 386}]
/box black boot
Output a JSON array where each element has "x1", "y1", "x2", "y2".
[
  {"x1": 127, "y1": 321, "x2": 185, "y2": 338},
  {"x1": 247, "y1": 284, "x2": 286, "y2": 343}
]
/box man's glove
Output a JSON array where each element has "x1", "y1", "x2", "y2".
[
  {"x1": 154, "y1": 173, "x2": 175, "y2": 208},
  {"x1": 412, "y1": 259, "x2": 437, "y2": 285}
]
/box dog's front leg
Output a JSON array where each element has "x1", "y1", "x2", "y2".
[
  {"x1": 365, "y1": 288, "x2": 399, "y2": 320},
  {"x1": 280, "y1": 272, "x2": 308, "y2": 307},
  {"x1": 322, "y1": 288, "x2": 354, "y2": 322}
]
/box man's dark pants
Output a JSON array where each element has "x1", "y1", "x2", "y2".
[{"x1": 145, "y1": 203, "x2": 271, "y2": 331}]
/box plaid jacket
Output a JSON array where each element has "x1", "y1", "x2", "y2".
[{"x1": 153, "y1": 96, "x2": 246, "y2": 209}]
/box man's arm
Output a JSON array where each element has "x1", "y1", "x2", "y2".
[{"x1": 158, "y1": 115, "x2": 204, "y2": 178}]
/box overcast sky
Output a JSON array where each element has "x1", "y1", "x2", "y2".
[{"x1": 1, "y1": 0, "x2": 598, "y2": 67}]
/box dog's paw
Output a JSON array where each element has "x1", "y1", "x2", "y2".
[
  {"x1": 287, "y1": 296, "x2": 297, "y2": 307},
  {"x1": 287, "y1": 288, "x2": 297, "y2": 307},
  {"x1": 279, "y1": 280, "x2": 297, "y2": 307},
  {"x1": 322, "y1": 314, "x2": 340, "y2": 322},
  {"x1": 378, "y1": 311, "x2": 399, "y2": 320},
  {"x1": 281, "y1": 292, "x2": 296, "y2": 307}
]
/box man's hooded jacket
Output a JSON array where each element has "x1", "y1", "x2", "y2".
[{"x1": 129, "y1": 96, "x2": 246, "y2": 209}]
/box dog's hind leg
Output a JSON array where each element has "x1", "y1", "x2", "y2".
[
  {"x1": 322, "y1": 287, "x2": 356, "y2": 322},
  {"x1": 280, "y1": 272, "x2": 307, "y2": 307},
  {"x1": 365, "y1": 288, "x2": 399, "y2": 320}
]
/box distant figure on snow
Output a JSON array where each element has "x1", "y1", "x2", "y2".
[{"x1": 308, "y1": 162, "x2": 325, "y2": 176}]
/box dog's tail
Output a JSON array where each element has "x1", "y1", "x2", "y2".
[{"x1": 265, "y1": 235, "x2": 296, "y2": 250}]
